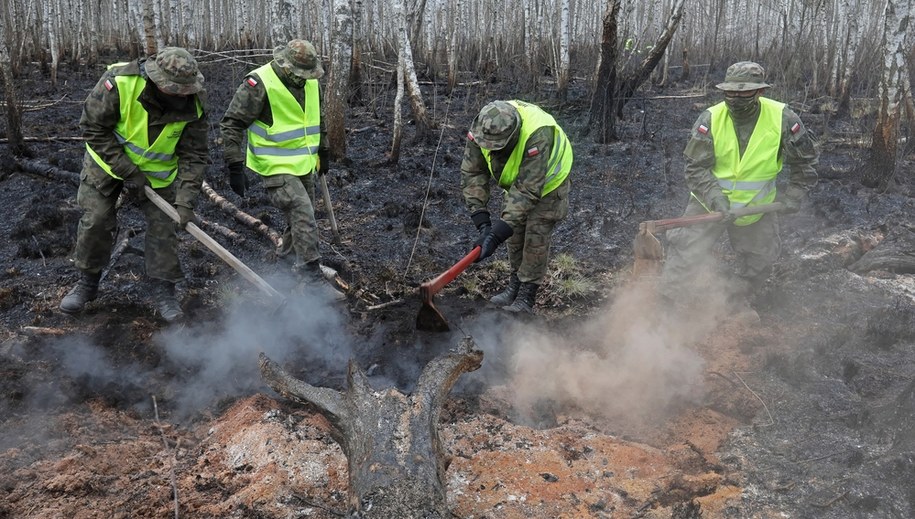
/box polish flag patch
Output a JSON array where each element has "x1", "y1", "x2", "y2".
[
  {"x1": 467, "y1": 131, "x2": 475, "y2": 141},
  {"x1": 527, "y1": 146, "x2": 540, "y2": 157},
  {"x1": 246, "y1": 77, "x2": 258, "y2": 87},
  {"x1": 790, "y1": 122, "x2": 801, "y2": 134},
  {"x1": 697, "y1": 124, "x2": 709, "y2": 135},
  {"x1": 104, "y1": 79, "x2": 114, "y2": 91}
]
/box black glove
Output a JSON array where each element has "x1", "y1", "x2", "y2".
[
  {"x1": 317, "y1": 149, "x2": 330, "y2": 176},
  {"x1": 710, "y1": 196, "x2": 736, "y2": 225},
  {"x1": 228, "y1": 163, "x2": 249, "y2": 197},
  {"x1": 122, "y1": 168, "x2": 149, "y2": 201},
  {"x1": 776, "y1": 194, "x2": 802, "y2": 214},
  {"x1": 470, "y1": 210, "x2": 492, "y2": 232},
  {"x1": 176, "y1": 205, "x2": 198, "y2": 229},
  {"x1": 475, "y1": 219, "x2": 514, "y2": 262}
]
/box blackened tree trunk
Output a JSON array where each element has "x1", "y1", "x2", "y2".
[
  {"x1": 0, "y1": 4, "x2": 28, "y2": 157},
  {"x1": 589, "y1": 0, "x2": 621, "y2": 143},
  {"x1": 259, "y1": 337, "x2": 483, "y2": 518},
  {"x1": 614, "y1": 0, "x2": 686, "y2": 117}
]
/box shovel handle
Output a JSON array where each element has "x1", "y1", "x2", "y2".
[
  {"x1": 144, "y1": 186, "x2": 285, "y2": 303},
  {"x1": 646, "y1": 202, "x2": 784, "y2": 232},
  {"x1": 318, "y1": 174, "x2": 341, "y2": 243},
  {"x1": 420, "y1": 246, "x2": 481, "y2": 299}
]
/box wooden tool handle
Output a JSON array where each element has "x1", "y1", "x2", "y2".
[
  {"x1": 649, "y1": 202, "x2": 784, "y2": 232},
  {"x1": 144, "y1": 186, "x2": 285, "y2": 302},
  {"x1": 421, "y1": 247, "x2": 482, "y2": 298},
  {"x1": 318, "y1": 174, "x2": 341, "y2": 243}
]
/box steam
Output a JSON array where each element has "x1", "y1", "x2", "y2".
[
  {"x1": 466, "y1": 272, "x2": 733, "y2": 427},
  {"x1": 157, "y1": 274, "x2": 352, "y2": 415}
]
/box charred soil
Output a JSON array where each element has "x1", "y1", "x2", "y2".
[{"x1": 1, "y1": 59, "x2": 914, "y2": 518}]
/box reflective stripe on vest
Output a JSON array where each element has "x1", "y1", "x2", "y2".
[
  {"x1": 245, "y1": 64, "x2": 321, "y2": 176},
  {"x1": 481, "y1": 100, "x2": 573, "y2": 197},
  {"x1": 85, "y1": 68, "x2": 199, "y2": 189},
  {"x1": 694, "y1": 97, "x2": 783, "y2": 226}
]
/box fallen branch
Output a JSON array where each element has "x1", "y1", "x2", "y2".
[
  {"x1": 365, "y1": 299, "x2": 405, "y2": 311},
  {"x1": 201, "y1": 180, "x2": 281, "y2": 248},
  {"x1": 13, "y1": 157, "x2": 79, "y2": 186},
  {"x1": 197, "y1": 218, "x2": 244, "y2": 243},
  {"x1": 100, "y1": 227, "x2": 139, "y2": 283},
  {"x1": 0, "y1": 136, "x2": 85, "y2": 143},
  {"x1": 733, "y1": 371, "x2": 774, "y2": 427}
]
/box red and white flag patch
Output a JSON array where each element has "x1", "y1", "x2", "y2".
[
  {"x1": 246, "y1": 77, "x2": 258, "y2": 87},
  {"x1": 467, "y1": 131, "x2": 475, "y2": 141},
  {"x1": 104, "y1": 79, "x2": 114, "y2": 91},
  {"x1": 697, "y1": 124, "x2": 709, "y2": 135},
  {"x1": 790, "y1": 122, "x2": 801, "y2": 134},
  {"x1": 526, "y1": 146, "x2": 540, "y2": 157}
]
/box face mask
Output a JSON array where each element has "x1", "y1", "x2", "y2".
[{"x1": 724, "y1": 95, "x2": 758, "y2": 119}]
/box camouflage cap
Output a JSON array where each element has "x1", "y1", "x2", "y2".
[
  {"x1": 145, "y1": 47, "x2": 205, "y2": 96},
  {"x1": 469, "y1": 101, "x2": 520, "y2": 151},
  {"x1": 273, "y1": 40, "x2": 324, "y2": 81},
  {"x1": 716, "y1": 61, "x2": 771, "y2": 91}
]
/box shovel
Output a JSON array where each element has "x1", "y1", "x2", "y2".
[
  {"x1": 633, "y1": 202, "x2": 784, "y2": 277},
  {"x1": 144, "y1": 186, "x2": 286, "y2": 304},
  {"x1": 416, "y1": 246, "x2": 481, "y2": 332}
]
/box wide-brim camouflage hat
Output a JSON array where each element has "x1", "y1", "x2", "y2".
[
  {"x1": 145, "y1": 47, "x2": 205, "y2": 96},
  {"x1": 274, "y1": 40, "x2": 324, "y2": 81},
  {"x1": 469, "y1": 101, "x2": 520, "y2": 151},
  {"x1": 715, "y1": 61, "x2": 771, "y2": 91}
]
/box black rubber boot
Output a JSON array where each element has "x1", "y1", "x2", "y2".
[
  {"x1": 503, "y1": 282, "x2": 539, "y2": 314},
  {"x1": 489, "y1": 272, "x2": 521, "y2": 306},
  {"x1": 298, "y1": 261, "x2": 346, "y2": 302},
  {"x1": 153, "y1": 280, "x2": 184, "y2": 323},
  {"x1": 59, "y1": 271, "x2": 101, "y2": 314}
]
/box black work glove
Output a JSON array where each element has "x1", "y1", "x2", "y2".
[
  {"x1": 317, "y1": 149, "x2": 330, "y2": 176},
  {"x1": 475, "y1": 219, "x2": 514, "y2": 262},
  {"x1": 470, "y1": 210, "x2": 492, "y2": 248},
  {"x1": 227, "y1": 163, "x2": 249, "y2": 197},
  {"x1": 122, "y1": 168, "x2": 149, "y2": 201},
  {"x1": 710, "y1": 196, "x2": 736, "y2": 225},
  {"x1": 776, "y1": 193, "x2": 802, "y2": 214},
  {"x1": 176, "y1": 205, "x2": 198, "y2": 229}
]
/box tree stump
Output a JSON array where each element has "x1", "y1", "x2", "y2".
[{"x1": 259, "y1": 337, "x2": 483, "y2": 518}]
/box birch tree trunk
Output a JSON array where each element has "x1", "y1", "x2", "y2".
[
  {"x1": 394, "y1": 0, "x2": 432, "y2": 143},
  {"x1": 865, "y1": 0, "x2": 912, "y2": 189},
  {"x1": 556, "y1": 0, "x2": 571, "y2": 99},
  {"x1": 0, "y1": 0, "x2": 27, "y2": 156},
  {"x1": 350, "y1": 0, "x2": 365, "y2": 104},
  {"x1": 141, "y1": 0, "x2": 157, "y2": 56},
  {"x1": 43, "y1": 0, "x2": 60, "y2": 86},
  {"x1": 326, "y1": 0, "x2": 353, "y2": 159},
  {"x1": 390, "y1": 38, "x2": 406, "y2": 163},
  {"x1": 447, "y1": 0, "x2": 460, "y2": 92},
  {"x1": 838, "y1": 0, "x2": 864, "y2": 116}
]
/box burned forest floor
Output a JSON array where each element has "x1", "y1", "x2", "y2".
[{"x1": 1, "y1": 57, "x2": 914, "y2": 519}]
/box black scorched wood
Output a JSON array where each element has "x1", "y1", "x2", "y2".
[{"x1": 259, "y1": 337, "x2": 483, "y2": 518}]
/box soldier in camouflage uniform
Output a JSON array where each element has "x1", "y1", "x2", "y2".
[
  {"x1": 220, "y1": 39, "x2": 344, "y2": 301},
  {"x1": 59, "y1": 47, "x2": 208, "y2": 323},
  {"x1": 462, "y1": 100, "x2": 573, "y2": 314},
  {"x1": 660, "y1": 61, "x2": 819, "y2": 322}
]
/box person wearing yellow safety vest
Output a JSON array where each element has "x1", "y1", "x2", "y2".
[
  {"x1": 220, "y1": 39, "x2": 344, "y2": 301},
  {"x1": 660, "y1": 61, "x2": 819, "y2": 323},
  {"x1": 461, "y1": 100, "x2": 574, "y2": 314},
  {"x1": 59, "y1": 47, "x2": 208, "y2": 323}
]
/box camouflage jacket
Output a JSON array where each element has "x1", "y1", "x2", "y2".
[
  {"x1": 683, "y1": 103, "x2": 819, "y2": 207},
  {"x1": 220, "y1": 61, "x2": 328, "y2": 167},
  {"x1": 460, "y1": 126, "x2": 559, "y2": 228},
  {"x1": 80, "y1": 59, "x2": 209, "y2": 209}
]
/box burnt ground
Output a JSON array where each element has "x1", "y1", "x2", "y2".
[{"x1": 0, "y1": 57, "x2": 913, "y2": 518}]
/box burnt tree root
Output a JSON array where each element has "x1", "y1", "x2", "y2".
[{"x1": 259, "y1": 337, "x2": 483, "y2": 518}]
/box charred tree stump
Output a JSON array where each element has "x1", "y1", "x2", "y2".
[
  {"x1": 848, "y1": 225, "x2": 915, "y2": 274},
  {"x1": 259, "y1": 337, "x2": 484, "y2": 518}
]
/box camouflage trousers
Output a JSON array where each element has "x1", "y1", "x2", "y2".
[
  {"x1": 73, "y1": 166, "x2": 183, "y2": 282},
  {"x1": 263, "y1": 173, "x2": 320, "y2": 267},
  {"x1": 506, "y1": 179, "x2": 570, "y2": 284},
  {"x1": 660, "y1": 197, "x2": 781, "y2": 301}
]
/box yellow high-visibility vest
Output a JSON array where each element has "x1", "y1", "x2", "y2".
[
  {"x1": 245, "y1": 63, "x2": 321, "y2": 176},
  {"x1": 480, "y1": 100, "x2": 573, "y2": 197}
]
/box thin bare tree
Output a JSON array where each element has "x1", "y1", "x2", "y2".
[
  {"x1": 589, "y1": 0, "x2": 622, "y2": 143},
  {"x1": 326, "y1": 0, "x2": 354, "y2": 160},
  {"x1": 0, "y1": 0, "x2": 27, "y2": 156}
]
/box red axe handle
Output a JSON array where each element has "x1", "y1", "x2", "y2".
[{"x1": 420, "y1": 246, "x2": 482, "y2": 300}]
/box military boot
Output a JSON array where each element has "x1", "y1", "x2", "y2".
[
  {"x1": 152, "y1": 280, "x2": 184, "y2": 323},
  {"x1": 503, "y1": 282, "x2": 539, "y2": 314},
  {"x1": 298, "y1": 261, "x2": 346, "y2": 302},
  {"x1": 490, "y1": 272, "x2": 521, "y2": 306},
  {"x1": 59, "y1": 271, "x2": 102, "y2": 314}
]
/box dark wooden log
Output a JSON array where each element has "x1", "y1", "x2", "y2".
[
  {"x1": 13, "y1": 157, "x2": 79, "y2": 186},
  {"x1": 259, "y1": 337, "x2": 484, "y2": 518},
  {"x1": 848, "y1": 225, "x2": 915, "y2": 274}
]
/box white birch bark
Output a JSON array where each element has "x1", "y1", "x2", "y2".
[
  {"x1": 326, "y1": 0, "x2": 353, "y2": 158},
  {"x1": 43, "y1": 0, "x2": 60, "y2": 85},
  {"x1": 556, "y1": 0, "x2": 571, "y2": 97}
]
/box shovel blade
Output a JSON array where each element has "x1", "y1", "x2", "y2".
[
  {"x1": 416, "y1": 301, "x2": 450, "y2": 332},
  {"x1": 632, "y1": 229, "x2": 663, "y2": 278}
]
